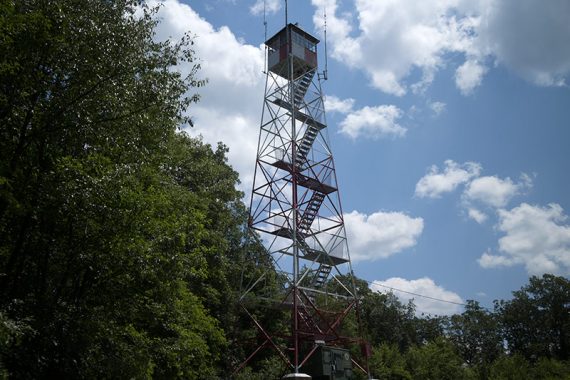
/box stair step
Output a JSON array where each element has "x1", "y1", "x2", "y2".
[
  {"x1": 313, "y1": 264, "x2": 332, "y2": 287},
  {"x1": 298, "y1": 191, "x2": 326, "y2": 232},
  {"x1": 293, "y1": 71, "x2": 316, "y2": 106}
]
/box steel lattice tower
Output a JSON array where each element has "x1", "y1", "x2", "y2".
[{"x1": 236, "y1": 22, "x2": 370, "y2": 379}]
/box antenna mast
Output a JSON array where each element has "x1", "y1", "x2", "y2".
[
  {"x1": 263, "y1": 0, "x2": 268, "y2": 73},
  {"x1": 323, "y1": 8, "x2": 328, "y2": 80},
  {"x1": 263, "y1": 0, "x2": 267, "y2": 41},
  {"x1": 318, "y1": 8, "x2": 329, "y2": 81}
]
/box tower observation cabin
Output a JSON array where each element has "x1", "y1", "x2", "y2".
[{"x1": 266, "y1": 23, "x2": 319, "y2": 79}]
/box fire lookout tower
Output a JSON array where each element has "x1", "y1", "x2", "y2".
[{"x1": 236, "y1": 21, "x2": 371, "y2": 379}]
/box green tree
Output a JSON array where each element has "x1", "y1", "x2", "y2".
[
  {"x1": 235, "y1": 355, "x2": 287, "y2": 380},
  {"x1": 0, "y1": 0, "x2": 248, "y2": 378},
  {"x1": 369, "y1": 343, "x2": 412, "y2": 380},
  {"x1": 530, "y1": 357, "x2": 570, "y2": 380},
  {"x1": 489, "y1": 354, "x2": 570, "y2": 380},
  {"x1": 447, "y1": 300, "x2": 503, "y2": 377},
  {"x1": 495, "y1": 274, "x2": 570, "y2": 361},
  {"x1": 488, "y1": 354, "x2": 532, "y2": 380},
  {"x1": 405, "y1": 338, "x2": 476, "y2": 380},
  {"x1": 411, "y1": 314, "x2": 447, "y2": 346},
  {"x1": 358, "y1": 283, "x2": 417, "y2": 351}
]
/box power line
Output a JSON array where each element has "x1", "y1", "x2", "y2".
[
  {"x1": 363, "y1": 278, "x2": 494, "y2": 313},
  {"x1": 370, "y1": 281, "x2": 468, "y2": 307}
]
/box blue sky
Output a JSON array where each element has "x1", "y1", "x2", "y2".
[{"x1": 153, "y1": 0, "x2": 570, "y2": 315}]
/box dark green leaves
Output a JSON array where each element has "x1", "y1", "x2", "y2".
[{"x1": 0, "y1": 1, "x2": 240, "y2": 378}]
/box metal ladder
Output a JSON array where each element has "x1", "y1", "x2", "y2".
[
  {"x1": 298, "y1": 191, "x2": 325, "y2": 233},
  {"x1": 294, "y1": 71, "x2": 315, "y2": 107},
  {"x1": 313, "y1": 263, "x2": 332, "y2": 288},
  {"x1": 295, "y1": 123, "x2": 320, "y2": 165},
  {"x1": 296, "y1": 231, "x2": 314, "y2": 255}
]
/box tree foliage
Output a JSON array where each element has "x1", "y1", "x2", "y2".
[
  {"x1": 363, "y1": 275, "x2": 570, "y2": 380},
  {"x1": 368, "y1": 343, "x2": 411, "y2": 380},
  {"x1": 447, "y1": 300, "x2": 503, "y2": 377},
  {"x1": 0, "y1": 0, "x2": 246, "y2": 378},
  {"x1": 405, "y1": 337, "x2": 476, "y2": 380},
  {"x1": 495, "y1": 274, "x2": 570, "y2": 362}
]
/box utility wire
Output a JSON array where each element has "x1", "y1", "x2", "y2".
[
  {"x1": 362, "y1": 278, "x2": 494, "y2": 312},
  {"x1": 371, "y1": 281, "x2": 468, "y2": 307}
]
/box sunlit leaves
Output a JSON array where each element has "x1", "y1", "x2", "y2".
[{"x1": 0, "y1": 0, "x2": 240, "y2": 377}]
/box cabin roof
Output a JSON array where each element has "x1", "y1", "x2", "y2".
[{"x1": 265, "y1": 23, "x2": 320, "y2": 46}]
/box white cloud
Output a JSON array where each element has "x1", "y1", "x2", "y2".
[
  {"x1": 464, "y1": 174, "x2": 532, "y2": 208},
  {"x1": 325, "y1": 95, "x2": 355, "y2": 114},
  {"x1": 478, "y1": 203, "x2": 570, "y2": 275},
  {"x1": 152, "y1": 0, "x2": 265, "y2": 191},
  {"x1": 371, "y1": 277, "x2": 464, "y2": 316},
  {"x1": 429, "y1": 101, "x2": 446, "y2": 116},
  {"x1": 339, "y1": 105, "x2": 406, "y2": 139},
  {"x1": 478, "y1": 250, "x2": 520, "y2": 268},
  {"x1": 312, "y1": 0, "x2": 570, "y2": 95},
  {"x1": 476, "y1": 0, "x2": 570, "y2": 87},
  {"x1": 312, "y1": 0, "x2": 479, "y2": 96},
  {"x1": 344, "y1": 210, "x2": 424, "y2": 261},
  {"x1": 455, "y1": 59, "x2": 487, "y2": 95},
  {"x1": 415, "y1": 160, "x2": 482, "y2": 198},
  {"x1": 468, "y1": 208, "x2": 488, "y2": 224},
  {"x1": 250, "y1": 0, "x2": 281, "y2": 16}
]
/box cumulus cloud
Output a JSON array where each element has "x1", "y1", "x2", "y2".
[
  {"x1": 468, "y1": 208, "x2": 488, "y2": 224},
  {"x1": 371, "y1": 277, "x2": 464, "y2": 316},
  {"x1": 152, "y1": 0, "x2": 265, "y2": 191},
  {"x1": 455, "y1": 60, "x2": 487, "y2": 95},
  {"x1": 476, "y1": 0, "x2": 570, "y2": 87},
  {"x1": 344, "y1": 210, "x2": 424, "y2": 261},
  {"x1": 312, "y1": 0, "x2": 570, "y2": 95},
  {"x1": 250, "y1": 0, "x2": 281, "y2": 16},
  {"x1": 478, "y1": 203, "x2": 570, "y2": 275},
  {"x1": 429, "y1": 101, "x2": 446, "y2": 116},
  {"x1": 339, "y1": 105, "x2": 406, "y2": 139},
  {"x1": 312, "y1": 0, "x2": 479, "y2": 95},
  {"x1": 463, "y1": 174, "x2": 532, "y2": 209},
  {"x1": 325, "y1": 95, "x2": 355, "y2": 114},
  {"x1": 478, "y1": 250, "x2": 521, "y2": 268},
  {"x1": 416, "y1": 161, "x2": 533, "y2": 219},
  {"x1": 415, "y1": 160, "x2": 482, "y2": 199}
]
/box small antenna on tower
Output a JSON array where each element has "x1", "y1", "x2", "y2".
[
  {"x1": 263, "y1": 0, "x2": 267, "y2": 41},
  {"x1": 262, "y1": 0, "x2": 268, "y2": 74},
  {"x1": 324, "y1": 8, "x2": 329, "y2": 80},
  {"x1": 319, "y1": 8, "x2": 329, "y2": 81}
]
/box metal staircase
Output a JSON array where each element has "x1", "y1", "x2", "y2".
[
  {"x1": 296, "y1": 123, "x2": 323, "y2": 166},
  {"x1": 294, "y1": 71, "x2": 315, "y2": 107},
  {"x1": 293, "y1": 71, "x2": 321, "y2": 168},
  {"x1": 313, "y1": 263, "x2": 332, "y2": 288},
  {"x1": 299, "y1": 191, "x2": 325, "y2": 233},
  {"x1": 296, "y1": 231, "x2": 319, "y2": 256}
]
